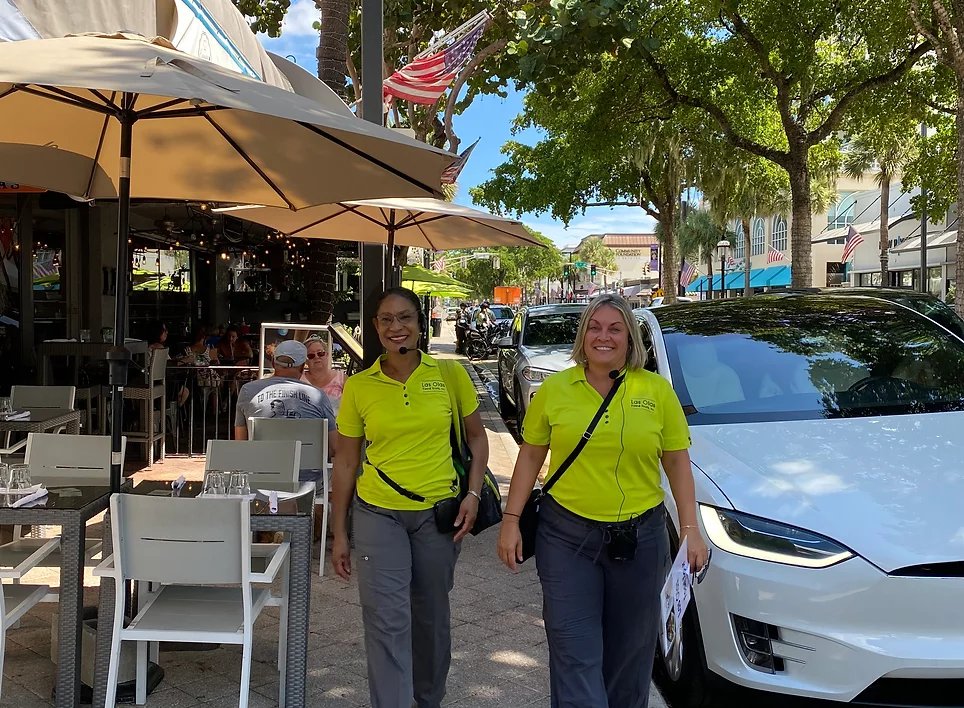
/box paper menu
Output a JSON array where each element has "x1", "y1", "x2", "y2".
[{"x1": 659, "y1": 538, "x2": 691, "y2": 669}]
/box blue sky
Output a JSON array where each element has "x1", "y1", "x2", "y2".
[{"x1": 259, "y1": 0, "x2": 655, "y2": 246}]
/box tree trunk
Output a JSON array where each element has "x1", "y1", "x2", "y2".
[
  {"x1": 661, "y1": 208, "x2": 679, "y2": 305},
  {"x1": 316, "y1": 0, "x2": 349, "y2": 99},
  {"x1": 879, "y1": 172, "x2": 890, "y2": 285},
  {"x1": 309, "y1": 0, "x2": 349, "y2": 325},
  {"x1": 956, "y1": 84, "x2": 964, "y2": 317},
  {"x1": 742, "y1": 216, "x2": 752, "y2": 297},
  {"x1": 306, "y1": 240, "x2": 338, "y2": 323},
  {"x1": 788, "y1": 154, "x2": 813, "y2": 288}
]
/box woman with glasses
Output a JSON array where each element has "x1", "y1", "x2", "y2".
[
  {"x1": 332, "y1": 287, "x2": 490, "y2": 708},
  {"x1": 302, "y1": 338, "x2": 346, "y2": 412},
  {"x1": 497, "y1": 294, "x2": 709, "y2": 708}
]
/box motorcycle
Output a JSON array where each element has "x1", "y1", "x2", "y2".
[{"x1": 465, "y1": 321, "x2": 509, "y2": 361}]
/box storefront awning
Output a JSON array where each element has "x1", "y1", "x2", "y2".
[{"x1": 891, "y1": 230, "x2": 958, "y2": 252}]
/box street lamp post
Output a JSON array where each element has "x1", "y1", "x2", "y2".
[{"x1": 716, "y1": 239, "x2": 730, "y2": 300}]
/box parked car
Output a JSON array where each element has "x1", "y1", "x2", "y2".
[
  {"x1": 496, "y1": 304, "x2": 585, "y2": 428},
  {"x1": 647, "y1": 296, "x2": 693, "y2": 308},
  {"x1": 641, "y1": 293, "x2": 964, "y2": 707},
  {"x1": 468, "y1": 304, "x2": 515, "y2": 330},
  {"x1": 446, "y1": 307, "x2": 459, "y2": 321}
]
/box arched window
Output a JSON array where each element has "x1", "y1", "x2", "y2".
[
  {"x1": 751, "y1": 218, "x2": 765, "y2": 255},
  {"x1": 772, "y1": 217, "x2": 788, "y2": 252},
  {"x1": 733, "y1": 222, "x2": 745, "y2": 260}
]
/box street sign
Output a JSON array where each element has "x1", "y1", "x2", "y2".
[{"x1": 574, "y1": 261, "x2": 587, "y2": 268}]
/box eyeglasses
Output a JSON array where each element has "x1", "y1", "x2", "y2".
[
  {"x1": 307, "y1": 351, "x2": 327, "y2": 359},
  {"x1": 376, "y1": 311, "x2": 417, "y2": 327}
]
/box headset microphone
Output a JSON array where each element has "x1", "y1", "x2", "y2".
[
  {"x1": 398, "y1": 346, "x2": 409, "y2": 355},
  {"x1": 609, "y1": 370, "x2": 620, "y2": 380}
]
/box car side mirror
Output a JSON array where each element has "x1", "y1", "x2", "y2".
[{"x1": 497, "y1": 336, "x2": 514, "y2": 348}]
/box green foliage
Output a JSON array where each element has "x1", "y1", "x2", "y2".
[
  {"x1": 445, "y1": 229, "x2": 561, "y2": 298},
  {"x1": 902, "y1": 114, "x2": 957, "y2": 219},
  {"x1": 578, "y1": 237, "x2": 617, "y2": 271},
  {"x1": 677, "y1": 210, "x2": 734, "y2": 265},
  {"x1": 231, "y1": 0, "x2": 291, "y2": 37}
]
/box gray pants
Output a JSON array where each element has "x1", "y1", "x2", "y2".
[
  {"x1": 536, "y1": 496, "x2": 669, "y2": 708},
  {"x1": 353, "y1": 498, "x2": 461, "y2": 708}
]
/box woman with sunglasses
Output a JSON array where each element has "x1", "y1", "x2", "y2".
[
  {"x1": 302, "y1": 338, "x2": 346, "y2": 412},
  {"x1": 332, "y1": 287, "x2": 489, "y2": 708}
]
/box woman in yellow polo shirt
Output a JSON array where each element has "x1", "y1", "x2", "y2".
[
  {"x1": 331, "y1": 287, "x2": 489, "y2": 708},
  {"x1": 497, "y1": 294, "x2": 709, "y2": 708}
]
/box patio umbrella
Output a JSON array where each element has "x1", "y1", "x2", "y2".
[
  {"x1": 0, "y1": 34, "x2": 455, "y2": 490},
  {"x1": 401, "y1": 264, "x2": 469, "y2": 289},
  {"x1": 217, "y1": 197, "x2": 544, "y2": 281}
]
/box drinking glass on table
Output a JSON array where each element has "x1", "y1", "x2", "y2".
[
  {"x1": 203, "y1": 470, "x2": 225, "y2": 496},
  {"x1": 228, "y1": 471, "x2": 243, "y2": 496},
  {"x1": 239, "y1": 472, "x2": 251, "y2": 497},
  {"x1": 0, "y1": 397, "x2": 12, "y2": 417},
  {"x1": 0, "y1": 463, "x2": 9, "y2": 490},
  {"x1": 9, "y1": 464, "x2": 30, "y2": 491}
]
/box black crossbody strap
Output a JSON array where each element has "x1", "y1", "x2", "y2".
[
  {"x1": 372, "y1": 464, "x2": 427, "y2": 503},
  {"x1": 541, "y1": 374, "x2": 625, "y2": 496}
]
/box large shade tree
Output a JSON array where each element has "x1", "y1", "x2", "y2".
[{"x1": 508, "y1": 0, "x2": 930, "y2": 288}]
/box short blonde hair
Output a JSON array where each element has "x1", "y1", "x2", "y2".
[{"x1": 571, "y1": 295, "x2": 647, "y2": 371}]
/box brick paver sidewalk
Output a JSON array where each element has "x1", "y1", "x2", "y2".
[{"x1": 0, "y1": 323, "x2": 664, "y2": 707}]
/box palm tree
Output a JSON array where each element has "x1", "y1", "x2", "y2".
[
  {"x1": 306, "y1": 0, "x2": 351, "y2": 325},
  {"x1": 843, "y1": 129, "x2": 918, "y2": 284},
  {"x1": 677, "y1": 209, "x2": 735, "y2": 298}
]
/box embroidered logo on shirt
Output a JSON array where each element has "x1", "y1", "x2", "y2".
[
  {"x1": 630, "y1": 397, "x2": 656, "y2": 412},
  {"x1": 422, "y1": 381, "x2": 447, "y2": 393}
]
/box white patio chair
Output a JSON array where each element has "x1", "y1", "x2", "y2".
[
  {"x1": 204, "y1": 439, "x2": 301, "y2": 487},
  {"x1": 0, "y1": 574, "x2": 48, "y2": 699},
  {"x1": 94, "y1": 494, "x2": 289, "y2": 707},
  {"x1": 248, "y1": 417, "x2": 330, "y2": 576},
  {"x1": 0, "y1": 434, "x2": 126, "y2": 591},
  {"x1": 6, "y1": 385, "x2": 77, "y2": 448},
  {"x1": 123, "y1": 349, "x2": 168, "y2": 467}
]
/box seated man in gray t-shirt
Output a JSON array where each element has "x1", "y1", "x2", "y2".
[{"x1": 234, "y1": 340, "x2": 337, "y2": 482}]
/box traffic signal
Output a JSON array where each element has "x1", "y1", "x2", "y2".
[
  {"x1": 590, "y1": 264, "x2": 597, "y2": 277},
  {"x1": 563, "y1": 264, "x2": 570, "y2": 277}
]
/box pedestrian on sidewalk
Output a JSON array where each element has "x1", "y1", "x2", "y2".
[
  {"x1": 331, "y1": 286, "x2": 490, "y2": 708},
  {"x1": 497, "y1": 294, "x2": 709, "y2": 708}
]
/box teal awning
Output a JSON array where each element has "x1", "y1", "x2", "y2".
[
  {"x1": 687, "y1": 265, "x2": 791, "y2": 292},
  {"x1": 686, "y1": 276, "x2": 709, "y2": 293},
  {"x1": 754, "y1": 265, "x2": 791, "y2": 287}
]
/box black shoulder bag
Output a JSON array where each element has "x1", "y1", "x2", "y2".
[{"x1": 517, "y1": 373, "x2": 625, "y2": 562}]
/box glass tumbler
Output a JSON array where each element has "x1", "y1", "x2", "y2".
[{"x1": 9, "y1": 465, "x2": 30, "y2": 491}]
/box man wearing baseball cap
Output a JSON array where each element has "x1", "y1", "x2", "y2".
[{"x1": 234, "y1": 339, "x2": 337, "y2": 484}]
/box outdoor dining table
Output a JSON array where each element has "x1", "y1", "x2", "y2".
[
  {"x1": 0, "y1": 480, "x2": 115, "y2": 707},
  {"x1": 91, "y1": 479, "x2": 316, "y2": 708},
  {"x1": 0, "y1": 408, "x2": 82, "y2": 436},
  {"x1": 37, "y1": 340, "x2": 149, "y2": 386}
]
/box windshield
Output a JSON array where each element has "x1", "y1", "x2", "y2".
[
  {"x1": 657, "y1": 296, "x2": 964, "y2": 424},
  {"x1": 898, "y1": 295, "x2": 964, "y2": 339},
  {"x1": 524, "y1": 311, "x2": 582, "y2": 347}
]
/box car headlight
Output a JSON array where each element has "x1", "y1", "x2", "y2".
[
  {"x1": 699, "y1": 505, "x2": 853, "y2": 568},
  {"x1": 521, "y1": 367, "x2": 553, "y2": 382}
]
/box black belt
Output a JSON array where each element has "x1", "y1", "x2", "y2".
[{"x1": 544, "y1": 496, "x2": 664, "y2": 530}]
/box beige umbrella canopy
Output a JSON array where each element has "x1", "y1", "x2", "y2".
[
  {"x1": 220, "y1": 197, "x2": 543, "y2": 250},
  {"x1": 0, "y1": 34, "x2": 453, "y2": 206},
  {"x1": 0, "y1": 34, "x2": 454, "y2": 490}
]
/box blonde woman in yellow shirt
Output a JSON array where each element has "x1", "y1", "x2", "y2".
[{"x1": 498, "y1": 294, "x2": 709, "y2": 708}]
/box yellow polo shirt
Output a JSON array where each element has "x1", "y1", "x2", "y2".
[
  {"x1": 337, "y1": 353, "x2": 479, "y2": 510},
  {"x1": 523, "y1": 366, "x2": 690, "y2": 522}
]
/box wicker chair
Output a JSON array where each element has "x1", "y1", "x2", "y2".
[{"x1": 122, "y1": 350, "x2": 167, "y2": 467}]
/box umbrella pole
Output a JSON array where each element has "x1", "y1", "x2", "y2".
[
  {"x1": 385, "y1": 213, "x2": 398, "y2": 288},
  {"x1": 107, "y1": 105, "x2": 135, "y2": 493}
]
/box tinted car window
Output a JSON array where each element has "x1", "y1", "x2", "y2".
[
  {"x1": 656, "y1": 297, "x2": 964, "y2": 424},
  {"x1": 491, "y1": 306, "x2": 514, "y2": 320},
  {"x1": 523, "y1": 312, "x2": 582, "y2": 347}
]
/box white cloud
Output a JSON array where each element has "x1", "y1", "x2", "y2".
[
  {"x1": 279, "y1": 0, "x2": 320, "y2": 37},
  {"x1": 524, "y1": 208, "x2": 657, "y2": 246}
]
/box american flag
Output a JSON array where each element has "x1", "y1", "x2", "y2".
[
  {"x1": 441, "y1": 139, "x2": 479, "y2": 185},
  {"x1": 680, "y1": 260, "x2": 697, "y2": 286},
  {"x1": 726, "y1": 256, "x2": 737, "y2": 268},
  {"x1": 841, "y1": 226, "x2": 864, "y2": 263},
  {"x1": 766, "y1": 246, "x2": 785, "y2": 264},
  {"x1": 383, "y1": 17, "x2": 488, "y2": 105},
  {"x1": 431, "y1": 255, "x2": 445, "y2": 272}
]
